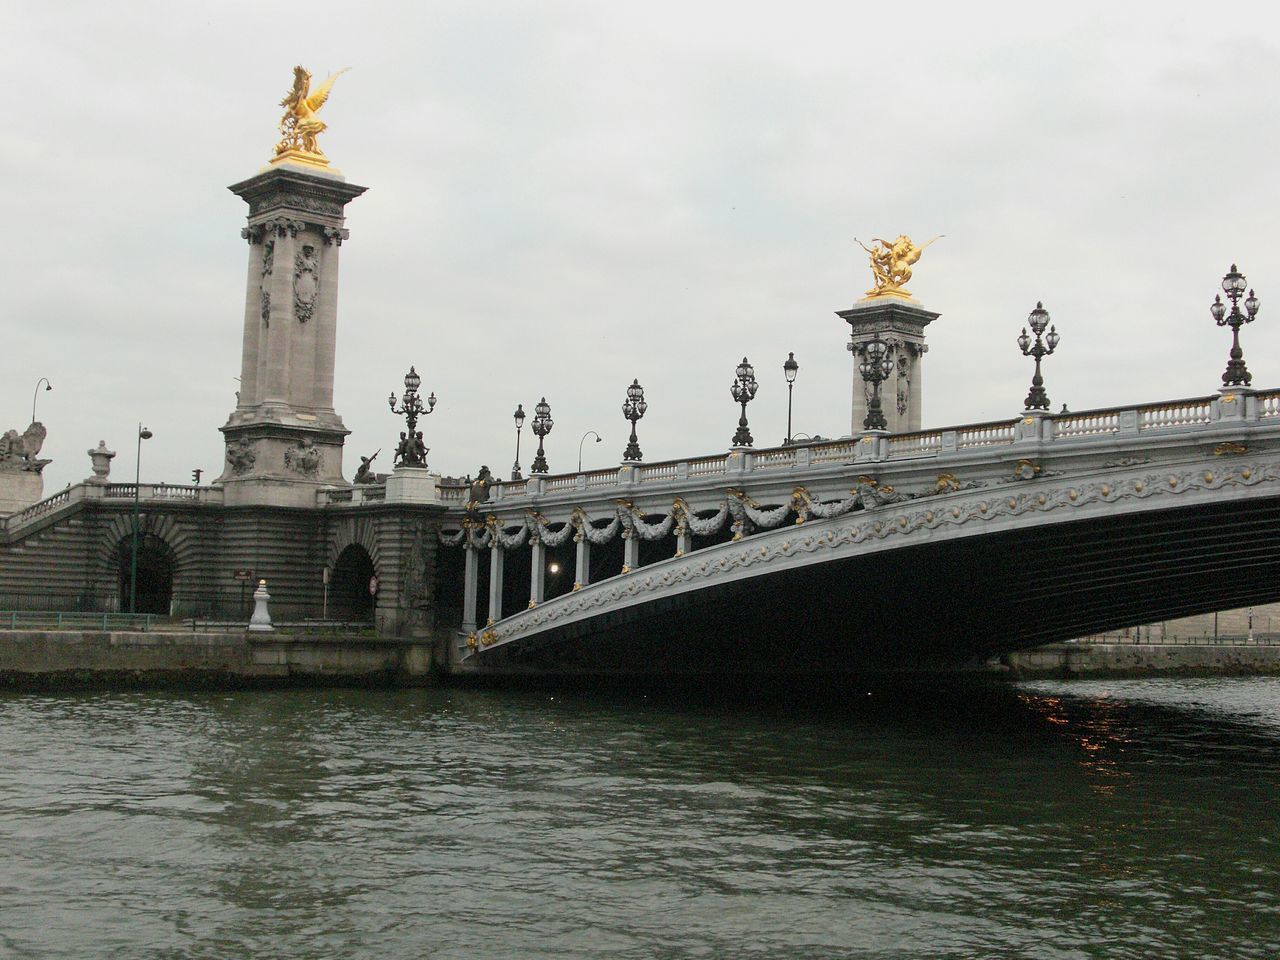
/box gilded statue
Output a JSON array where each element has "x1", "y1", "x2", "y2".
[
  {"x1": 856, "y1": 235, "x2": 942, "y2": 300},
  {"x1": 274, "y1": 65, "x2": 349, "y2": 163}
]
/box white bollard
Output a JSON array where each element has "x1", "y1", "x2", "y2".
[{"x1": 248, "y1": 579, "x2": 274, "y2": 632}]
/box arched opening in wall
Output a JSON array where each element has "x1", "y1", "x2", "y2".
[
  {"x1": 434, "y1": 543, "x2": 466, "y2": 630},
  {"x1": 545, "y1": 532, "x2": 574, "y2": 601},
  {"x1": 589, "y1": 529, "x2": 625, "y2": 583},
  {"x1": 116, "y1": 533, "x2": 174, "y2": 616},
  {"x1": 691, "y1": 510, "x2": 735, "y2": 552},
  {"x1": 331, "y1": 544, "x2": 376, "y2": 623},
  {"x1": 638, "y1": 515, "x2": 678, "y2": 567}
]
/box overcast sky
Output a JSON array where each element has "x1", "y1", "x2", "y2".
[{"x1": 4, "y1": 2, "x2": 1279, "y2": 492}]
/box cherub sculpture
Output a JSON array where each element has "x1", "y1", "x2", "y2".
[
  {"x1": 275, "y1": 65, "x2": 349, "y2": 160},
  {"x1": 856, "y1": 235, "x2": 942, "y2": 300}
]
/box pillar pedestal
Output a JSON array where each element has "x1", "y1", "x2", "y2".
[{"x1": 838, "y1": 298, "x2": 939, "y2": 435}]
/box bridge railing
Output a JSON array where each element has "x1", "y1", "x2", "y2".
[{"x1": 1, "y1": 482, "x2": 223, "y2": 537}]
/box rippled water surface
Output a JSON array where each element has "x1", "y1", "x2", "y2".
[{"x1": 1, "y1": 677, "x2": 1278, "y2": 959}]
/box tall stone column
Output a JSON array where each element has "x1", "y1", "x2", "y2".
[
  {"x1": 837, "y1": 299, "x2": 939, "y2": 435},
  {"x1": 218, "y1": 164, "x2": 366, "y2": 506},
  {"x1": 574, "y1": 535, "x2": 590, "y2": 590},
  {"x1": 530, "y1": 537, "x2": 545, "y2": 607},
  {"x1": 462, "y1": 544, "x2": 479, "y2": 635},
  {"x1": 488, "y1": 546, "x2": 505, "y2": 623}
]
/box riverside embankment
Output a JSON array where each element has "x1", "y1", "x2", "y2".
[
  {"x1": 1002, "y1": 641, "x2": 1280, "y2": 678},
  {"x1": 0, "y1": 629, "x2": 435, "y2": 686}
]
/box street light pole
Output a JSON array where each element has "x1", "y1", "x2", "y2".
[
  {"x1": 512, "y1": 403, "x2": 526, "y2": 480},
  {"x1": 1016, "y1": 301, "x2": 1060, "y2": 411},
  {"x1": 782, "y1": 353, "x2": 798, "y2": 445},
  {"x1": 31, "y1": 378, "x2": 52, "y2": 424},
  {"x1": 531, "y1": 398, "x2": 553, "y2": 474},
  {"x1": 1210, "y1": 264, "x2": 1260, "y2": 387},
  {"x1": 730, "y1": 358, "x2": 759, "y2": 447},
  {"x1": 387, "y1": 365, "x2": 437, "y2": 467},
  {"x1": 857, "y1": 339, "x2": 893, "y2": 431},
  {"x1": 578, "y1": 430, "x2": 602, "y2": 472},
  {"x1": 621, "y1": 378, "x2": 647, "y2": 462},
  {"x1": 129, "y1": 423, "x2": 153, "y2": 614}
]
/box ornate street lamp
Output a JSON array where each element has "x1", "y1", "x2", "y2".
[
  {"x1": 782, "y1": 352, "x2": 799, "y2": 445},
  {"x1": 621, "y1": 379, "x2": 647, "y2": 461},
  {"x1": 387, "y1": 365, "x2": 436, "y2": 467},
  {"x1": 511, "y1": 403, "x2": 526, "y2": 480},
  {"x1": 1211, "y1": 264, "x2": 1260, "y2": 387},
  {"x1": 1016, "y1": 301, "x2": 1060, "y2": 411},
  {"x1": 730, "y1": 357, "x2": 758, "y2": 447},
  {"x1": 531, "y1": 397, "x2": 553, "y2": 474},
  {"x1": 129, "y1": 423, "x2": 153, "y2": 615},
  {"x1": 32, "y1": 378, "x2": 52, "y2": 424},
  {"x1": 857, "y1": 338, "x2": 894, "y2": 431}
]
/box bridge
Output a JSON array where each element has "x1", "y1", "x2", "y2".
[{"x1": 435, "y1": 389, "x2": 1280, "y2": 675}]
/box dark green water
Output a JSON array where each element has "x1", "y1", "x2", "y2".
[{"x1": 0, "y1": 678, "x2": 1277, "y2": 959}]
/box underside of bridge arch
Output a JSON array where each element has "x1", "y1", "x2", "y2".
[{"x1": 473, "y1": 495, "x2": 1280, "y2": 676}]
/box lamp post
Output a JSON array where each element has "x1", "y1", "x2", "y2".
[
  {"x1": 1016, "y1": 301, "x2": 1060, "y2": 411},
  {"x1": 129, "y1": 423, "x2": 153, "y2": 614},
  {"x1": 730, "y1": 357, "x2": 758, "y2": 447},
  {"x1": 1211, "y1": 264, "x2": 1260, "y2": 387},
  {"x1": 578, "y1": 430, "x2": 602, "y2": 472},
  {"x1": 387, "y1": 365, "x2": 436, "y2": 467},
  {"x1": 857, "y1": 338, "x2": 893, "y2": 431},
  {"x1": 531, "y1": 397, "x2": 553, "y2": 474},
  {"x1": 621, "y1": 379, "x2": 647, "y2": 462},
  {"x1": 511, "y1": 403, "x2": 526, "y2": 480},
  {"x1": 782, "y1": 352, "x2": 798, "y2": 445},
  {"x1": 31, "y1": 378, "x2": 52, "y2": 424}
]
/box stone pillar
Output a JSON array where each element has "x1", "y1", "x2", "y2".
[
  {"x1": 837, "y1": 299, "x2": 939, "y2": 435},
  {"x1": 676, "y1": 527, "x2": 692, "y2": 557},
  {"x1": 530, "y1": 537, "x2": 545, "y2": 606},
  {"x1": 575, "y1": 535, "x2": 590, "y2": 590},
  {"x1": 488, "y1": 546, "x2": 505, "y2": 623},
  {"x1": 219, "y1": 165, "x2": 367, "y2": 507},
  {"x1": 623, "y1": 529, "x2": 639, "y2": 572},
  {"x1": 462, "y1": 544, "x2": 479, "y2": 634}
]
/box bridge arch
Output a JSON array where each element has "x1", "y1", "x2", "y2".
[
  {"x1": 98, "y1": 513, "x2": 194, "y2": 615},
  {"x1": 466, "y1": 457, "x2": 1280, "y2": 675}
]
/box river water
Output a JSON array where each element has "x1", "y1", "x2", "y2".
[{"x1": 0, "y1": 677, "x2": 1277, "y2": 959}]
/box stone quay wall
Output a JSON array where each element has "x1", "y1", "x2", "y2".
[
  {"x1": 1003, "y1": 642, "x2": 1280, "y2": 678},
  {"x1": 0, "y1": 629, "x2": 435, "y2": 687}
]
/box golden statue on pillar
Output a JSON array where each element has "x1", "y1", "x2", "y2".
[
  {"x1": 272, "y1": 66, "x2": 349, "y2": 169},
  {"x1": 856, "y1": 235, "x2": 942, "y2": 300}
]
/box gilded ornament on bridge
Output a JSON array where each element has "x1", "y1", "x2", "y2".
[
  {"x1": 272, "y1": 65, "x2": 349, "y2": 169},
  {"x1": 856, "y1": 235, "x2": 942, "y2": 301}
]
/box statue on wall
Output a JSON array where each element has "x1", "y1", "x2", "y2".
[
  {"x1": 856, "y1": 235, "x2": 942, "y2": 300},
  {"x1": 274, "y1": 65, "x2": 349, "y2": 161},
  {"x1": 0, "y1": 422, "x2": 50, "y2": 474},
  {"x1": 353, "y1": 449, "x2": 380, "y2": 484}
]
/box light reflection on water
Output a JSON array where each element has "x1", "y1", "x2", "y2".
[{"x1": 0, "y1": 678, "x2": 1277, "y2": 959}]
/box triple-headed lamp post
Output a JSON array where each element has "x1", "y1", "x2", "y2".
[
  {"x1": 511, "y1": 403, "x2": 526, "y2": 480},
  {"x1": 1211, "y1": 264, "x2": 1260, "y2": 387},
  {"x1": 858, "y1": 338, "x2": 893, "y2": 431},
  {"x1": 782, "y1": 352, "x2": 798, "y2": 445},
  {"x1": 621, "y1": 379, "x2": 647, "y2": 462},
  {"x1": 730, "y1": 357, "x2": 758, "y2": 447},
  {"x1": 387, "y1": 365, "x2": 436, "y2": 467},
  {"x1": 531, "y1": 397, "x2": 553, "y2": 474},
  {"x1": 1016, "y1": 301, "x2": 1060, "y2": 411}
]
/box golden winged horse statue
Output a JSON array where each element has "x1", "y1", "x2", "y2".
[{"x1": 274, "y1": 66, "x2": 349, "y2": 162}]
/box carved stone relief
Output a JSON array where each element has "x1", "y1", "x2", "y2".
[
  {"x1": 283, "y1": 438, "x2": 323, "y2": 477},
  {"x1": 293, "y1": 244, "x2": 319, "y2": 323},
  {"x1": 225, "y1": 438, "x2": 258, "y2": 475},
  {"x1": 260, "y1": 240, "x2": 274, "y2": 326}
]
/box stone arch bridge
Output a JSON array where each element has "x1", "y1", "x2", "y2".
[{"x1": 2, "y1": 389, "x2": 1278, "y2": 677}]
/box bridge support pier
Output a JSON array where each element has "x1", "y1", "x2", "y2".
[
  {"x1": 488, "y1": 546, "x2": 505, "y2": 623},
  {"x1": 530, "y1": 538, "x2": 545, "y2": 606},
  {"x1": 462, "y1": 544, "x2": 479, "y2": 634},
  {"x1": 575, "y1": 536, "x2": 590, "y2": 590}
]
